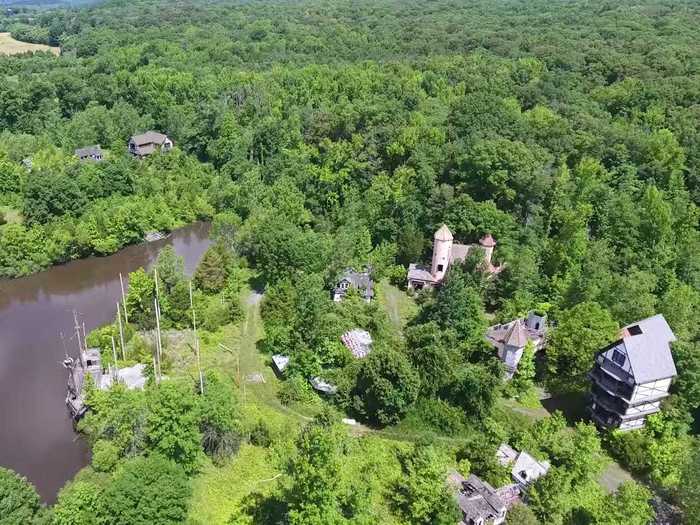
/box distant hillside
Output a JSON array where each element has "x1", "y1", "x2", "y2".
[{"x1": 1, "y1": 0, "x2": 98, "y2": 7}]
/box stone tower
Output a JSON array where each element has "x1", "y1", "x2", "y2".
[
  {"x1": 431, "y1": 224, "x2": 453, "y2": 281},
  {"x1": 479, "y1": 234, "x2": 497, "y2": 265}
]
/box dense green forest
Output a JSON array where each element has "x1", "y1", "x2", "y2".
[{"x1": 1, "y1": 0, "x2": 700, "y2": 523}]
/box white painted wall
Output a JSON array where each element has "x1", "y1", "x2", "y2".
[
  {"x1": 631, "y1": 378, "x2": 672, "y2": 403},
  {"x1": 431, "y1": 237, "x2": 452, "y2": 281}
]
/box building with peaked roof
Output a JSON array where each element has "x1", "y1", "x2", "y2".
[
  {"x1": 589, "y1": 314, "x2": 677, "y2": 431},
  {"x1": 128, "y1": 131, "x2": 173, "y2": 157},
  {"x1": 496, "y1": 443, "x2": 550, "y2": 490},
  {"x1": 448, "y1": 471, "x2": 507, "y2": 525},
  {"x1": 333, "y1": 268, "x2": 374, "y2": 302},
  {"x1": 407, "y1": 225, "x2": 502, "y2": 290},
  {"x1": 75, "y1": 145, "x2": 103, "y2": 162},
  {"x1": 341, "y1": 329, "x2": 373, "y2": 358},
  {"x1": 271, "y1": 354, "x2": 290, "y2": 376},
  {"x1": 486, "y1": 311, "x2": 547, "y2": 378}
]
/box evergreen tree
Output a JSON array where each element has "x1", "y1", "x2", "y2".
[{"x1": 194, "y1": 245, "x2": 230, "y2": 294}]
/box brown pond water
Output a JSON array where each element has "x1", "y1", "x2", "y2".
[{"x1": 0, "y1": 222, "x2": 211, "y2": 502}]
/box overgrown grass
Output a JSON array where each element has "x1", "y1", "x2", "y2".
[
  {"x1": 376, "y1": 280, "x2": 418, "y2": 336},
  {"x1": 188, "y1": 444, "x2": 280, "y2": 525}
]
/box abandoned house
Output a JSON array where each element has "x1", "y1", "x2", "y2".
[
  {"x1": 333, "y1": 268, "x2": 374, "y2": 302},
  {"x1": 407, "y1": 224, "x2": 502, "y2": 290},
  {"x1": 496, "y1": 443, "x2": 550, "y2": 490},
  {"x1": 448, "y1": 471, "x2": 508, "y2": 525},
  {"x1": 341, "y1": 328, "x2": 373, "y2": 358},
  {"x1": 74, "y1": 145, "x2": 104, "y2": 162},
  {"x1": 589, "y1": 314, "x2": 677, "y2": 431},
  {"x1": 128, "y1": 131, "x2": 173, "y2": 157},
  {"x1": 485, "y1": 311, "x2": 547, "y2": 378},
  {"x1": 64, "y1": 347, "x2": 146, "y2": 419}
]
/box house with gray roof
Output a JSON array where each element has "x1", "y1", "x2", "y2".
[
  {"x1": 407, "y1": 225, "x2": 502, "y2": 291},
  {"x1": 333, "y1": 268, "x2": 374, "y2": 302},
  {"x1": 447, "y1": 471, "x2": 507, "y2": 525},
  {"x1": 128, "y1": 131, "x2": 173, "y2": 157},
  {"x1": 496, "y1": 443, "x2": 550, "y2": 490},
  {"x1": 589, "y1": 314, "x2": 677, "y2": 431},
  {"x1": 75, "y1": 145, "x2": 104, "y2": 162},
  {"x1": 486, "y1": 311, "x2": 547, "y2": 378}
]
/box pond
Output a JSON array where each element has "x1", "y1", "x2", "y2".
[{"x1": 0, "y1": 222, "x2": 211, "y2": 502}]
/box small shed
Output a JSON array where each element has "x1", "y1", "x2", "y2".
[
  {"x1": 341, "y1": 329, "x2": 373, "y2": 359},
  {"x1": 271, "y1": 354, "x2": 290, "y2": 376},
  {"x1": 310, "y1": 376, "x2": 337, "y2": 395}
]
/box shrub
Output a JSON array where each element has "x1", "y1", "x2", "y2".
[
  {"x1": 278, "y1": 375, "x2": 315, "y2": 406},
  {"x1": 92, "y1": 440, "x2": 119, "y2": 473}
]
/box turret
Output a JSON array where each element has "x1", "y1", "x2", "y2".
[
  {"x1": 479, "y1": 234, "x2": 496, "y2": 265},
  {"x1": 431, "y1": 224, "x2": 454, "y2": 281},
  {"x1": 526, "y1": 311, "x2": 547, "y2": 332}
]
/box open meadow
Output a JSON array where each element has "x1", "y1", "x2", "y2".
[{"x1": 0, "y1": 32, "x2": 59, "y2": 55}]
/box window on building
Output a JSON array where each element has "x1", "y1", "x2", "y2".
[
  {"x1": 437, "y1": 264, "x2": 444, "y2": 272},
  {"x1": 612, "y1": 349, "x2": 626, "y2": 366},
  {"x1": 628, "y1": 325, "x2": 643, "y2": 336}
]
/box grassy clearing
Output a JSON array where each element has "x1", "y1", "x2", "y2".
[
  {"x1": 0, "y1": 206, "x2": 22, "y2": 225},
  {"x1": 0, "y1": 32, "x2": 60, "y2": 56},
  {"x1": 188, "y1": 444, "x2": 281, "y2": 525},
  {"x1": 377, "y1": 280, "x2": 418, "y2": 336},
  {"x1": 598, "y1": 459, "x2": 635, "y2": 493},
  {"x1": 176, "y1": 274, "x2": 634, "y2": 516}
]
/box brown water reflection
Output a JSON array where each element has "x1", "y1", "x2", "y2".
[{"x1": 0, "y1": 222, "x2": 210, "y2": 502}]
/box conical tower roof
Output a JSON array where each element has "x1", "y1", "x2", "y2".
[
  {"x1": 505, "y1": 319, "x2": 528, "y2": 348},
  {"x1": 434, "y1": 224, "x2": 453, "y2": 241},
  {"x1": 479, "y1": 233, "x2": 497, "y2": 247}
]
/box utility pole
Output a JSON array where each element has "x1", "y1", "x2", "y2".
[
  {"x1": 119, "y1": 272, "x2": 128, "y2": 324},
  {"x1": 152, "y1": 355, "x2": 159, "y2": 385},
  {"x1": 116, "y1": 303, "x2": 126, "y2": 360},
  {"x1": 154, "y1": 268, "x2": 164, "y2": 384},
  {"x1": 190, "y1": 281, "x2": 204, "y2": 395},
  {"x1": 111, "y1": 336, "x2": 119, "y2": 382},
  {"x1": 73, "y1": 310, "x2": 84, "y2": 368},
  {"x1": 153, "y1": 297, "x2": 163, "y2": 383}
]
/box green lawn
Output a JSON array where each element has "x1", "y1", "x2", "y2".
[{"x1": 377, "y1": 280, "x2": 418, "y2": 336}]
